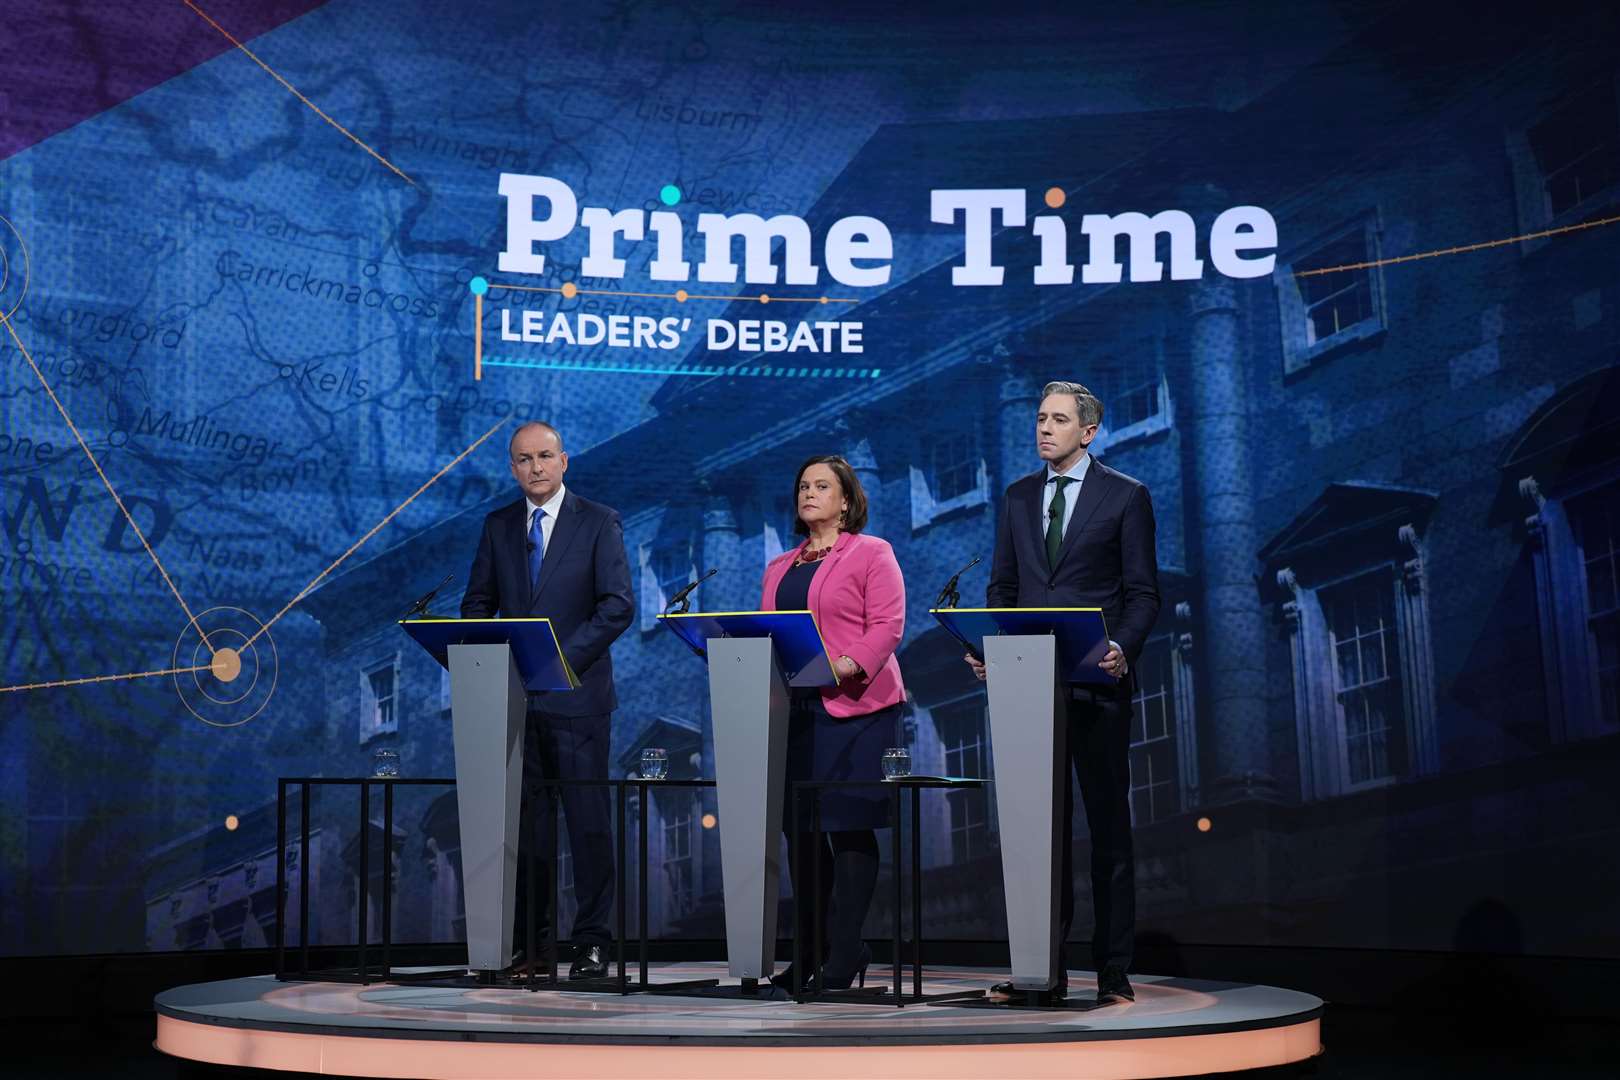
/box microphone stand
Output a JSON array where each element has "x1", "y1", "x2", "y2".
[
  {"x1": 933, "y1": 555, "x2": 981, "y2": 609},
  {"x1": 661, "y1": 568, "x2": 718, "y2": 657},
  {"x1": 665, "y1": 567, "x2": 718, "y2": 616},
  {"x1": 935, "y1": 555, "x2": 983, "y2": 662},
  {"x1": 403, "y1": 573, "x2": 454, "y2": 620}
]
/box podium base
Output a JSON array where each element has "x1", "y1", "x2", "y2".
[{"x1": 158, "y1": 964, "x2": 1324, "y2": 1078}]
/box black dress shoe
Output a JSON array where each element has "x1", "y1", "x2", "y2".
[
  {"x1": 569, "y1": 944, "x2": 608, "y2": 980},
  {"x1": 503, "y1": 947, "x2": 560, "y2": 984},
  {"x1": 1096, "y1": 964, "x2": 1134, "y2": 1005},
  {"x1": 988, "y1": 977, "x2": 1067, "y2": 1003}
]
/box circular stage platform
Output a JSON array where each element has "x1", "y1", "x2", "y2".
[{"x1": 156, "y1": 963, "x2": 1322, "y2": 1079}]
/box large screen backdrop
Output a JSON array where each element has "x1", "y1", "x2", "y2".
[{"x1": 1, "y1": 1, "x2": 1617, "y2": 960}]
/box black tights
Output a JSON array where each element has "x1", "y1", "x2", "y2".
[{"x1": 785, "y1": 829, "x2": 879, "y2": 975}]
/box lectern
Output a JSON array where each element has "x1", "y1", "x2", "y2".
[
  {"x1": 401, "y1": 618, "x2": 577, "y2": 975},
  {"x1": 659, "y1": 610, "x2": 835, "y2": 989},
  {"x1": 930, "y1": 607, "x2": 1111, "y2": 993}
]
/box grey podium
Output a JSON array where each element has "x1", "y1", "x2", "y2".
[
  {"x1": 930, "y1": 606, "x2": 1112, "y2": 995},
  {"x1": 401, "y1": 617, "x2": 576, "y2": 976},
  {"x1": 659, "y1": 610, "x2": 835, "y2": 992}
]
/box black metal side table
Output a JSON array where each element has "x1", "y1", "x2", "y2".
[
  {"x1": 273, "y1": 775, "x2": 718, "y2": 995},
  {"x1": 275, "y1": 776, "x2": 463, "y2": 985},
  {"x1": 790, "y1": 776, "x2": 989, "y2": 1007}
]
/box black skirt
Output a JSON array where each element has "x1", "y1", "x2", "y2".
[{"x1": 782, "y1": 689, "x2": 899, "y2": 833}]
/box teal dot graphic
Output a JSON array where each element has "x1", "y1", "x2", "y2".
[
  {"x1": 659, "y1": 185, "x2": 681, "y2": 206},
  {"x1": 468, "y1": 276, "x2": 489, "y2": 295}
]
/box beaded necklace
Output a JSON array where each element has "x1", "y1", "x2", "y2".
[{"x1": 794, "y1": 537, "x2": 837, "y2": 566}]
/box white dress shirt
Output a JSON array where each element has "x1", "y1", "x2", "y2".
[{"x1": 526, "y1": 483, "x2": 567, "y2": 558}]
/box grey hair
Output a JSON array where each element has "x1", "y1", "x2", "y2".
[
  {"x1": 1041, "y1": 380, "x2": 1105, "y2": 428},
  {"x1": 510, "y1": 420, "x2": 565, "y2": 455}
]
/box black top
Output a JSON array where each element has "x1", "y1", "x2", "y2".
[{"x1": 774, "y1": 557, "x2": 821, "y2": 612}]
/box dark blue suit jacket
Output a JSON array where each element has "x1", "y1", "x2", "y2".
[
  {"x1": 986, "y1": 459, "x2": 1161, "y2": 680},
  {"x1": 459, "y1": 490, "x2": 635, "y2": 716}
]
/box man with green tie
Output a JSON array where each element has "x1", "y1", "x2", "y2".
[{"x1": 967, "y1": 379, "x2": 1161, "y2": 1006}]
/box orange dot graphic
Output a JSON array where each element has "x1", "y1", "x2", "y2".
[
  {"x1": 560, "y1": 282, "x2": 578, "y2": 298},
  {"x1": 210, "y1": 647, "x2": 242, "y2": 684},
  {"x1": 759, "y1": 293, "x2": 770, "y2": 304},
  {"x1": 701, "y1": 813, "x2": 718, "y2": 830},
  {"x1": 1196, "y1": 816, "x2": 1212, "y2": 833},
  {"x1": 1045, "y1": 187, "x2": 1066, "y2": 209},
  {"x1": 225, "y1": 814, "x2": 240, "y2": 831}
]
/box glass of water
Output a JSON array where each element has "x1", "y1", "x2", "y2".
[
  {"x1": 641, "y1": 747, "x2": 668, "y2": 781},
  {"x1": 372, "y1": 747, "x2": 400, "y2": 779},
  {"x1": 881, "y1": 747, "x2": 911, "y2": 781}
]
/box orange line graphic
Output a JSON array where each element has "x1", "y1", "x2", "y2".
[
  {"x1": 486, "y1": 281, "x2": 860, "y2": 304},
  {"x1": 238, "y1": 417, "x2": 509, "y2": 649},
  {"x1": 0, "y1": 313, "x2": 213, "y2": 650},
  {"x1": 181, "y1": 0, "x2": 416, "y2": 186},
  {"x1": 0, "y1": 665, "x2": 213, "y2": 694},
  {"x1": 1296, "y1": 213, "x2": 1620, "y2": 277}
]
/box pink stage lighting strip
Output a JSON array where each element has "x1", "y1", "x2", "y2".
[{"x1": 155, "y1": 1013, "x2": 1321, "y2": 1079}]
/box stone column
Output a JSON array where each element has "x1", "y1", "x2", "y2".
[
  {"x1": 1187, "y1": 273, "x2": 1277, "y2": 803},
  {"x1": 997, "y1": 367, "x2": 1040, "y2": 494},
  {"x1": 699, "y1": 485, "x2": 742, "y2": 613},
  {"x1": 845, "y1": 438, "x2": 881, "y2": 537}
]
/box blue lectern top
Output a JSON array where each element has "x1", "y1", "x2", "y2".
[
  {"x1": 658, "y1": 610, "x2": 837, "y2": 688},
  {"x1": 400, "y1": 618, "x2": 578, "y2": 692},
  {"x1": 929, "y1": 607, "x2": 1115, "y2": 686}
]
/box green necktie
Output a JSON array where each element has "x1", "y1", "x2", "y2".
[{"x1": 1046, "y1": 476, "x2": 1075, "y2": 569}]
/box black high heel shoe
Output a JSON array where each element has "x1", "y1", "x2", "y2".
[
  {"x1": 770, "y1": 946, "x2": 829, "y2": 993},
  {"x1": 811, "y1": 942, "x2": 871, "y2": 992},
  {"x1": 769, "y1": 964, "x2": 806, "y2": 993}
]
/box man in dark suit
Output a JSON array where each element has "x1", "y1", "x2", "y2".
[
  {"x1": 968, "y1": 380, "x2": 1160, "y2": 1006},
  {"x1": 461, "y1": 420, "x2": 634, "y2": 979}
]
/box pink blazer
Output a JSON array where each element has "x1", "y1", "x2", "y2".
[{"x1": 759, "y1": 531, "x2": 907, "y2": 718}]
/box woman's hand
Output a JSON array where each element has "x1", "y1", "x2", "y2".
[{"x1": 833, "y1": 654, "x2": 865, "y2": 682}]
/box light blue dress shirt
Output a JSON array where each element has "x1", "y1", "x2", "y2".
[{"x1": 1040, "y1": 453, "x2": 1092, "y2": 540}]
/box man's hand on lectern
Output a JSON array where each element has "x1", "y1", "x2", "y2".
[{"x1": 965, "y1": 652, "x2": 986, "y2": 681}]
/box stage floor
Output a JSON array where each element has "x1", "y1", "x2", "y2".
[{"x1": 155, "y1": 962, "x2": 1322, "y2": 1079}]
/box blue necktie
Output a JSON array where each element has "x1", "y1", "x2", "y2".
[{"x1": 528, "y1": 508, "x2": 546, "y2": 596}]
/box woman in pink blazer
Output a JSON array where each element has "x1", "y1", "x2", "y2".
[{"x1": 760, "y1": 454, "x2": 906, "y2": 993}]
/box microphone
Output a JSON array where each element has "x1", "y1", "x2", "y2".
[
  {"x1": 665, "y1": 567, "x2": 717, "y2": 615},
  {"x1": 934, "y1": 554, "x2": 981, "y2": 609},
  {"x1": 404, "y1": 572, "x2": 454, "y2": 619}
]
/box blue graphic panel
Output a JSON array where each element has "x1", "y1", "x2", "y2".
[{"x1": 0, "y1": 0, "x2": 1617, "y2": 961}]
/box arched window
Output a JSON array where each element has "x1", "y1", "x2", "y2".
[
  {"x1": 1501, "y1": 365, "x2": 1620, "y2": 740},
  {"x1": 1262, "y1": 483, "x2": 1439, "y2": 799}
]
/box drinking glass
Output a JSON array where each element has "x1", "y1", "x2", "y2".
[
  {"x1": 641, "y1": 747, "x2": 669, "y2": 780},
  {"x1": 881, "y1": 747, "x2": 911, "y2": 780}
]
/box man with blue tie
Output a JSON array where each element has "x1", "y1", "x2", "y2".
[
  {"x1": 460, "y1": 421, "x2": 634, "y2": 979},
  {"x1": 968, "y1": 380, "x2": 1160, "y2": 1007}
]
